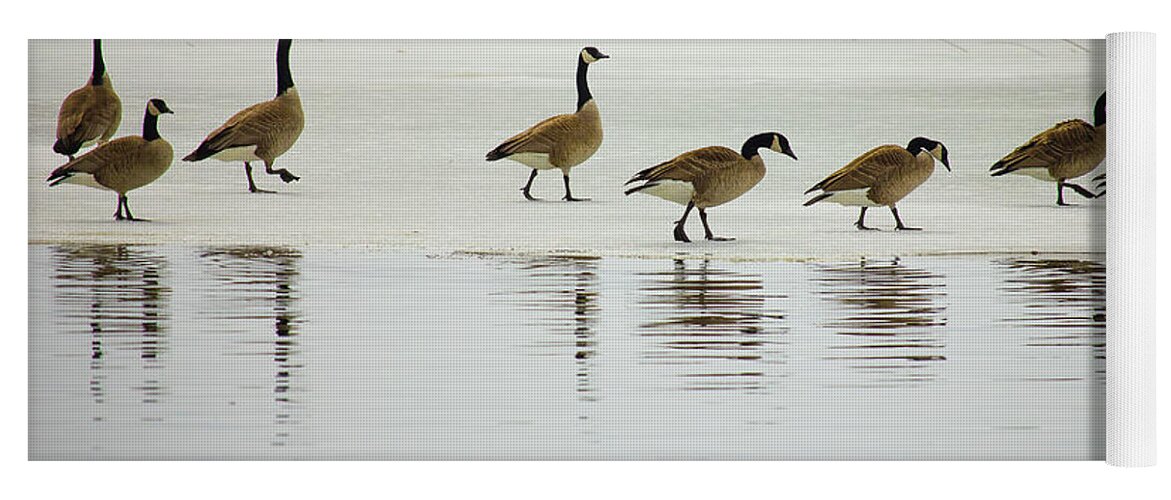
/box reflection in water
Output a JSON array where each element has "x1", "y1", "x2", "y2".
[
  {"x1": 199, "y1": 246, "x2": 304, "y2": 447},
  {"x1": 504, "y1": 257, "x2": 600, "y2": 402},
  {"x1": 636, "y1": 259, "x2": 787, "y2": 392},
  {"x1": 814, "y1": 258, "x2": 947, "y2": 386},
  {"x1": 998, "y1": 258, "x2": 1106, "y2": 381},
  {"x1": 51, "y1": 245, "x2": 170, "y2": 412}
]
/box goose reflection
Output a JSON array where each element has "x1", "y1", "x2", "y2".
[
  {"x1": 813, "y1": 258, "x2": 946, "y2": 385},
  {"x1": 636, "y1": 259, "x2": 787, "y2": 392},
  {"x1": 199, "y1": 246, "x2": 304, "y2": 447},
  {"x1": 506, "y1": 256, "x2": 600, "y2": 401},
  {"x1": 997, "y1": 258, "x2": 1105, "y2": 381},
  {"x1": 50, "y1": 245, "x2": 170, "y2": 410}
]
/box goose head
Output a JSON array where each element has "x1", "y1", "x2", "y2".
[
  {"x1": 147, "y1": 98, "x2": 174, "y2": 116},
  {"x1": 580, "y1": 47, "x2": 610, "y2": 64},
  {"x1": 768, "y1": 132, "x2": 798, "y2": 161},
  {"x1": 907, "y1": 137, "x2": 950, "y2": 171}
]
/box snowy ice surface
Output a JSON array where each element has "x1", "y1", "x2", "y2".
[{"x1": 28, "y1": 39, "x2": 1105, "y2": 260}]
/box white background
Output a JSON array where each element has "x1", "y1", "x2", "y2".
[{"x1": 3, "y1": 1, "x2": 1168, "y2": 498}]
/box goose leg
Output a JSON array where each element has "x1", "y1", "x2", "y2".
[
  {"x1": 855, "y1": 207, "x2": 876, "y2": 231},
  {"x1": 891, "y1": 205, "x2": 920, "y2": 231},
  {"x1": 1063, "y1": 181, "x2": 1098, "y2": 200},
  {"x1": 1056, "y1": 180, "x2": 1070, "y2": 206},
  {"x1": 562, "y1": 174, "x2": 589, "y2": 202},
  {"x1": 521, "y1": 169, "x2": 541, "y2": 201},
  {"x1": 699, "y1": 208, "x2": 733, "y2": 241},
  {"x1": 245, "y1": 162, "x2": 274, "y2": 194},
  {"x1": 264, "y1": 160, "x2": 300, "y2": 184},
  {"x1": 113, "y1": 195, "x2": 125, "y2": 220},
  {"x1": 121, "y1": 195, "x2": 148, "y2": 222},
  {"x1": 674, "y1": 201, "x2": 695, "y2": 243}
]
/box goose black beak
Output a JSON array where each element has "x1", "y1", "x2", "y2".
[
  {"x1": 784, "y1": 150, "x2": 798, "y2": 161},
  {"x1": 598, "y1": 53, "x2": 610, "y2": 59}
]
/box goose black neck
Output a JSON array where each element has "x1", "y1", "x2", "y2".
[
  {"x1": 575, "y1": 56, "x2": 592, "y2": 111},
  {"x1": 276, "y1": 39, "x2": 295, "y2": 97},
  {"x1": 1093, "y1": 93, "x2": 1106, "y2": 127},
  {"x1": 741, "y1": 133, "x2": 773, "y2": 159},
  {"x1": 91, "y1": 39, "x2": 106, "y2": 86},
  {"x1": 142, "y1": 109, "x2": 161, "y2": 141}
]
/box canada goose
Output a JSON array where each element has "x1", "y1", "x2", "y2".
[
  {"x1": 804, "y1": 137, "x2": 951, "y2": 231},
  {"x1": 486, "y1": 47, "x2": 609, "y2": 201},
  {"x1": 625, "y1": 132, "x2": 797, "y2": 242},
  {"x1": 47, "y1": 99, "x2": 174, "y2": 221},
  {"x1": 54, "y1": 39, "x2": 122, "y2": 161},
  {"x1": 183, "y1": 39, "x2": 304, "y2": 193},
  {"x1": 990, "y1": 93, "x2": 1106, "y2": 205}
]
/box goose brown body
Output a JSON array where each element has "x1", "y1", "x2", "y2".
[
  {"x1": 185, "y1": 89, "x2": 305, "y2": 165},
  {"x1": 627, "y1": 146, "x2": 766, "y2": 208},
  {"x1": 804, "y1": 137, "x2": 949, "y2": 231},
  {"x1": 625, "y1": 132, "x2": 796, "y2": 242},
  {"x1": 806, "y1": 145, "x2": 936, "y2": 207},
  {"x1": 486, "y1": 100, "x2": 602, "y2": 171},
  {"x1": 991, "y1": 119, "x2": 1105, "y2": 182},
  {"x1": 51, "y1": 136, "x2": 173, "y2": 194},
  {"x1": 54, "y1": 40, "x2": 121, "y2": 159}
]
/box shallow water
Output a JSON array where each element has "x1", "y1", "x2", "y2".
[{"x1": 29, "y1": 245, "x2": 1104, "y2": 459}]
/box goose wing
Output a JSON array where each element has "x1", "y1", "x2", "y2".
[
  {"x1": 486, "y1": 113, "x2": 577, "y2": 159},
  {"x1": 48, "y1": 136, "x2": 147, "y2": 184},
  {"x1": 805, "y1": 145, "x2": 912, "y2": 193},
  {"x1": 626, "y1": 146, "x2": 742, "y2": 185},
  {"x1": 990, "y1": 119, "x2": 1096, "y2": 175},
  {"x1": 186, "y1": 99, "x2": 290, "y2": 160},
  {"x1": 55, "y1": 87, "x2": 119, "y2": 151},
  {"x1": 55, "y1": 87, "x2": 95, "y2": 143}
]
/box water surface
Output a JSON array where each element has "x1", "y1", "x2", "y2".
[{"x1": 29, "y1": 245, "x2": 1105, "y2": 459}]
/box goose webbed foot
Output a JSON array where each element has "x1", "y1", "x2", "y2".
[
  {"x1": 244, "y1": 162, "x2": 274, "y2": 194},
  {"x1": 890, "y1": 206, "x2": 919, "y2": 231},
  {"x1": 521, "y1": 169, "x2": 541, "y2": 201},
  {"x1": 275, "y1": 170, "x2": 300, "y2": 183},
  {"x1": 115, "y1": 196, "x2": 148, "y2": 222},
  {"x1": 698, "y1": 209, "x2": 731, "y2": 241},
  {"x1": 114, "y1": 196, "x2": 126, "y2": 220},
  {"x1": 674, "y1": 201, "x2": 696, "y2": 243},
  {"x1": 561, "y1": 174, "x2": 588, "y2": 202},
  {"x1": 262, "y1": 161, "x2": 299, "y2": 184},
  {"x1": 854, "y1": 208, "x2": 876, "y2": 231}
]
